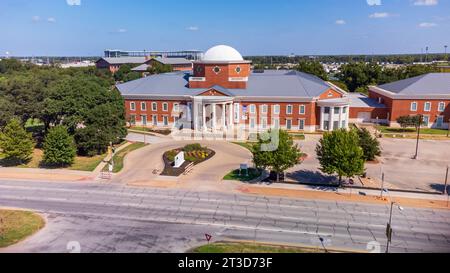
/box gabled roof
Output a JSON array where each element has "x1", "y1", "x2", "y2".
[
  {"x1": 378, "y1": 73, "x2": 450, "y2": 95},
  {"x1": 131, "y1": 64, "x2": 149, "y2": 72},
  {"x1": 116, "y1": 70, "x2": 335, "y2": 99}
]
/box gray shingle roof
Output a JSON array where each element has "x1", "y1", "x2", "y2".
[
  {"x1": 98, "y1": 57, "x2": 147, "y2": 65},
  {"x1": 348, "y1": 93, "x2": 386, "y2": 108},
  {"x1": 153, "y1": 57, "x2": 192, "y2": 65},
  {"x1": 131, "y1": 64, "x2": 149, "y2": 72},
  {"x1": 378, "y1": 73, "x2": 450, "y2": 95},
  {"x1": 116, "y1": 70, "x2": 333, "y2": 99}
]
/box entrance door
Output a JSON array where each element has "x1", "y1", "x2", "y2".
[
  {"x1": 436, "y1": 116, "x2": 443, "y2": 128},
  {"x1": 286, "y1": 119, "x2": 292, "y2": 130}
]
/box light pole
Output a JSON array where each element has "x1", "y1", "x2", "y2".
[
  {"x1": 386, "y1": 202, "x2": 404, "y2": 253},
  {"x1": 413, "y1": 115, "x2": 422, "y2": 160},
  {"x1": 444, "y1": 166, "x2": 449, "y2": 195}
]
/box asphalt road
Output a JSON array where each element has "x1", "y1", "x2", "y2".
[{"x1": 0, "y1": 180, "x2": 449, "y2": 253}]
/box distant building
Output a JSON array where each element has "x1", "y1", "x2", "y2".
[
  {"x1": 95, "y1": 57, "x2": 149, "y2": 73},
  {"x1": 104, "y1": 49, "x2": 203, "y2": 61},
  {"x1": 131, "y1": 57, "x2": 192, "y2": 73}
]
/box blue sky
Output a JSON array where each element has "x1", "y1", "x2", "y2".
[{"x1": 0, "y1": 0, "x2": 449, "y2": 56}]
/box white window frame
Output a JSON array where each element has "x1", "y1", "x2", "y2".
[
  {"x1": 162, "y1": 102, "x2": 169, "y2": 112},
  {"x1": 424, "y1": 102, "x2": 431, "y2": 112},
  {"x1": 173, "y1": 103, "x2": 180, "y2": 112},
  {"x1": 260, "y1": 117, "x2": 268, "y2": 129},
  {"x1": 299, "y1": 105, "x2": 306, "y2": 115},
  {"x1": 163, "y1": 116, "x2": 169, "y2": 126},
  {"x1": 286, "y1": 105, "x2": 293, "y2": 115},
  {"x1": 286, "y1": 119, "x2": 292, "y2": 130},
  {"x1": 438, "y1": 102, "x2": 445, "y2": 112},
  {"x1": 141, "y1": 115, "x2": 147, "y2": 126},
  {"x1": 152, "y1": 102, "x2": 158, "y2": 111},
  {"x1": 298, "y1": 119, "x2": 305, "y2": 130},
  {"x1": 422, "y1": 115, "x2": 430, "y2": 126},
  {"x1": 261, "y1": 104, "x2": 268, "y2": 114},
  {"x1": 410, "y1": 102, "x2": 417, "y2": 111},
  {"x1": 273, "y1": 104, "x2": 280, "y2": 115},
  {"x1": 249, "y1": 104, "x2": 256, "y2": 114},
  {"x1": 249, "y1": 117, "x2": 256, "y2": 129},
  {"x1": 141, "y1": 102, "x2": 147, "y2": 111},
  {"x1": 130, "y1": 102, "x2": 136, "y2": 111},
  {"x1": 272, "y1": 118, "x2": 280, "y2": 129}
]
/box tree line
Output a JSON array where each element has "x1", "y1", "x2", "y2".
[{"x1": 0, "y1": 59, "x2": 126, "y2": 166}]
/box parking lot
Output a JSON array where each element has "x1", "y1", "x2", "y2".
[{"x1": 287, "y1": 135, "x2": 450, "y2": 193}]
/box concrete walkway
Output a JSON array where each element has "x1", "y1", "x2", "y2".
[{"x1": 0, "y1": 168, "x2": 93, "y2": 182}]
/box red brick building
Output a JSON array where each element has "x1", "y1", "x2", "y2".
[{"x1": 116, "y1": 45, "x2": 450, "y2": 133}]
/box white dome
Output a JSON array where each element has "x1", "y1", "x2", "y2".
[{"x1": 203, "y1": 45, "x2": 244, "y2": 62}]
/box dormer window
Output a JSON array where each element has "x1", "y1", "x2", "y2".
[{"x1": 213, "y1": 66, "x2": 221, "y2": 74}]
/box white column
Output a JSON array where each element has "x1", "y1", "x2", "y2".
[
  {"x1": 329, "y1": 106, "x2": 334, "y2": 131},
  {"x1": 346, "y1": 106, "x2": 350, "y2": 129},
  {"x1": 221, "y1": 103, "x2": 226, "y2": 130},
  {"x1": 212, "y1": 103, "x2": 216, "y2": 131},
  {"x1": 228, "y1": 103, "x2": 234, "y2": 130},
  {"x1": 338, "y1": 106, "x2": 343, "y2": 129},
  {"x1": 202, "y1": 104, "x2": 206, "y2": 132},
  {"x1": 319, "y1": 106, "x2": 325, "y2": 131}
]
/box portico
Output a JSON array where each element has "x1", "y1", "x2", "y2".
[
  {"x1": 193, "y1": 97, "x2": 235, "y2": 132},
  {"x1": 317, "y1": 98, "x2": 350, "y2": 131}
]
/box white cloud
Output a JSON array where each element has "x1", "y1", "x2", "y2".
[
  {"x1": 66, "y1": 0, "x2": 81, "y2": 6},
  {"x1": 367, "y1": 0, "x2": 382, "y2": 6},
  {"x1": 32, "y1": 15, "x2": 41, "y2": 22},
  {"x1": 369, "y1": 12, "x2": 391, "y2": 18},
  {"x1": 419, "y1": 22, "x2": 437, "y2": 27},
  {"x1": 47, "y1": 17, "x2": 56, "y2": 23},
  {"x1": 335, "y1": 20, "x2": 346, "y2": 25},
  {"x1": 414, "y1": 0, "x2": 438, "y2": 6},
  {"x1": 117, "y1": 28, "x2": 127, "y2": 33},
  {"x1": 186, "y1": 26, "x2": 199, "y2": 31}
]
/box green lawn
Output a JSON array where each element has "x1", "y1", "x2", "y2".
[
  {"x1": 232, "y1": 142, "x2": 255, "y2": 152},
  {"x1": 377, "y1": 125, "x2": 449, "y2": 135},
  {"x1": 223, "y1": 168, "x2": 261, "y2": 182},
  {"x1": 0, "y1": 210, "x2": 45, "y2": 248},
  {"x1": 191, "y1": 242, "x2": 327, "y2": 253},
  {"x1": 104, "y1": 142, "x2": 148, "y2": 173},
  {"x1": 128, "y1": 127, "x2": 171, "y2": 135}
]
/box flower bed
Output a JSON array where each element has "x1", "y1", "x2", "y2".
[{"x1": 161, "y1": 144, "x2": 215, "y2": 177}]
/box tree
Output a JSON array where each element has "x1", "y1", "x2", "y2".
[
  {"x1": 252, "y1": 129, "x2": 302, "y2": 182},
  {"x1": 43, "y1": 126, "x2": 76, "y2": 166},
  {"x1": 295, "y1": 60, "x2": 328, "y2": 80},
  {"x1": 0, "y1": 118, "x2": 34, "y2": 164},
  {"x1": 357, "y1": 128, "x2": 381, "y2": 161},
  {"x1": 316, "y1": 129, "x2": 365, "y2": 185},
  {"x1": 396, "y1": 115, "x2": 423, "y2": 129},
  {"x1": 147, "y1": 61, "x2": 173, "y2": 75},
  {"x1": 0, "y1": 96, "x2": 14, "y2": 128}
]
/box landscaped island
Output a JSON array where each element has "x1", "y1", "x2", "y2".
[
  {"x1": 161, "y1": 143, "x2": 215, "y2": 177},
  {"x1": 0, "y1": 209, "x2": 45, "y2": 248}
]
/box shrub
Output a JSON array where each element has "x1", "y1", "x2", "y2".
[
  {"x1": 0, "y1": 118, "x2": 34, "y2": 164},
  {"x1": 183, "y1": 143, "x2": 203, "y2": 152},
  {"x1": 43, "y1": 126, "x2": 76, "y2": 166}
]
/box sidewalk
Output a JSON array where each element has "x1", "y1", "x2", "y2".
[{"x1": 0, "y1": 167, "x2": 93, "y2": 182}]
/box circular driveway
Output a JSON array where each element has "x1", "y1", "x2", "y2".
[{"x1": 114, "y1": 140, "x2": 252, "y2": 190}]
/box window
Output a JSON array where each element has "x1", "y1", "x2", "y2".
[
  {"x1": 130, "y1": 102, "x2": 136, "y2": 111},
  {"x1": 333, "y1": 121, "x2": 339, "y2": 130},
  {"x1": 152, "y1": 102, "x2": 158, "y2": 111},
  {"x1": 249, "y1": 104, "x2": 256, "y2": 114},
  {"x1": 286, "y1": 119, "x2": 292, "y2": 130},
  {"x1": 436, "y1": 116, "x2": 444, "y2": 128},
  {"x1": 261, "y1": 105, "x2": 268, "y2": 114},
  {"x1": 173, "y1": 103, "x2": 180, "y2": 112},
  {"x1": 299, "y1": 105, "x2": 306, "y2": 115},
  {"x1": 196, "y1": 66, "x2": 203, "y2": 73},
  {"x1": 438, "y1": 102, "x2": 445, "y2": 112},
  {"x1": 334, "y1": 107, "x2": 340, "y2": 114},
  {"x1": 273, "y1": 105, "x2": 280, "y2": 115},
  {"x1": 424, "y1": 102, "x2": 431, "y2": 112},
  {"x1": 298, "y1": 119, "x2": 305, "y2": 130},
  {"x1": 324, "y1": 107, "x2": 330, "y2": 114},
  {"x1": 343, "y1": 107, "x2": 347, "y2": 114},
  {"x1": 130, "y1": 114, "x2": 136, "y2": 125},
  {"x1": 235, "y1": 66, "x2": 241, "y2": 73},
  {"x1": 163, "y1": 102, "x2": 169, "y2": 112},
  {"x1": 410, "y1": 102, "x2": 417, "y2": 111},
  {"x1": 234, "y1": 103, "x2": 240, "y2": 122},
  {"x1": 323, "y1": 121, "x2": 329, "y2": 131},
  {"x1": 422, "y1": 116, "x2": 430, "y2": 126},
  {"x1": 163, "y1": 116, "x2": 169, "y2": 126},
  {"x1": 213, "y1": 66, "x2": 221, "y2": 74},
  {"x1": 261, "y1": 117, "x2": 268, "y2": 129},
  {"x1": 250, "y1": 118, "x2": 256, "y2": 129},
  {"x1": 272, "y1": 118, "x2": 280, "y2": 128},
  {"x1": 141, "y1": 115, "x2": 147, "y2": 126},
  {"x1": 152, "y1": 115, "x2": 158, "y2": 125},
  {"x1": 286, "y1": 105, "x2": 293, "y2": 115},
  {"x1": 141, "y1": 102, "x2": 147, "y2": 111}
]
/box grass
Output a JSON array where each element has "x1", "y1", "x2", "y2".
[
  {"x1": 0, "y1": 209, "x2": 45, "y2": 248},
  {"x1": 232, "y1": 142, "x2": 255, "y2": 152},
  {"x1": 191, "y1": 242, "x2": 327, "y2": 253},
  {"x1": 289, "y1": 133, "x2": 306, "y2": 140},
  {"x1": 0, "y1": 149, "x2": 107, "y2": 172},
  {"x1": 223, "y1": 168, "x2": 262, "y2": 182},
  {"x1": 377, "y1": 125, "x2": 449, "y2": 135},
  {"x1": 104, "y1": 142, "x2": 148, "y2": 173},
  {"x1": 129, "y1": 126, "x2": 172, "y2": 136}
]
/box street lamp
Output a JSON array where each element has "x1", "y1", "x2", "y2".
[
  {"x1": 413, "y1": 115, "x2": 422, "y2": 160},
  {"x1": 386, "y1": 202, "x2": 404, "y2": 253}
]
